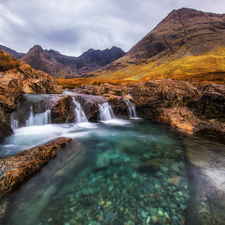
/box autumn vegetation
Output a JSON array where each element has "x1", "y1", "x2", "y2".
[
  {"x1": 87, "y1": 47, "x2": 225, "y2": 85},
  {"x1": 0, "y1": 51, "x2": 20, "y2": 72},
  {"x1": 56, "y1": 78, "x2": 139, "y2": 89}
]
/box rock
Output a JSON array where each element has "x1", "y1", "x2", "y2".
[
  {"x1": 141, "y1": 211, "x2": 147, "y2": 218},
  {"x1": 75, "y1": 94, "x2": 106, "y2": 121},
  {"x1": 0, "y1": 137, "x2": 72, "y2": 200},
  {"x1": 95, "y1": 152, "x2": 110, "y2": 170},
  {"x1": 137, "y1": 159, "x2": 160, "y2": 173},
  {"x1": 0, "y1": 107, "x2": 13, "y2": 142},
  {"x1": 110, "y1": 154, "x2": 123, "y2": 165},
  {"x1": 167, "y1": 176, "x2": 182, "y2": 188},
  {"x1": 172, "y1": 163, "x2": 180, "y2": 172},
  {"x1": 187, "y1": 83, "x2": 225, "y2": 121},
  {"x1": 151, "y1": 215, "x2": 158, "y2": 224}
]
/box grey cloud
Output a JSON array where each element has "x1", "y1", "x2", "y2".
[{"x1": 0, "y1": 0, "x2": 224, "y2": 56}]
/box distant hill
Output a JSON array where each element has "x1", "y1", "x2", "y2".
[
  {"x1": 0, "y1": 45, "x2": 125, "y2": 78},
  {"x1": 92, "y1": 8, "x2": 225, "y2": 83}
]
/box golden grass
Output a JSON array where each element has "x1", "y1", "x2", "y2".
[{"x1": 90, "y1": 46, "x2": 225, "y2": 85}]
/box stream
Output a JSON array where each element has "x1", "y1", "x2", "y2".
[{"x1": 0, "y1": 94, "x2": 224, "y2": 225}]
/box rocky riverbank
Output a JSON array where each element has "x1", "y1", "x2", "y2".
[{"x1": 73, "y1": 79, "x2": 225, "y2": 142}]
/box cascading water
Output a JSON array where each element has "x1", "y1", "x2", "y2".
[
  {"x1": 126, "y1": 100, "x2": 138, "y2": 119},
  {"x1": 98, "y1": 102, "x2": 115, "y2": 121},
  {"x1": 72, "y1": 97, "x2": 88, "y2": 123},
  {"x1": 25, "y1": 106, "x2": 51, "y2": 126}
]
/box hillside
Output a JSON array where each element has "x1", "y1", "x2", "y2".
[{"x1": 91, "y1": 8, "x2": 225, "y2": 83}]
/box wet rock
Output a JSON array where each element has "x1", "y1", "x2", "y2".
[
  {"x1": 141, "y1": 211, "x2": 147, "y2": 218},
  {"x1": 167, "y1": 176, "x2": 182, "y2": 188},
  {"x1": 75, "y1": 94, "x2": 106, "y2": 121},
  {"x1": 110, "y1": 154, "x2": 123, "y2": 165},
  {"x1": 95, "y1": 152, "x2": 110, "y2": 170},
  {"x1": 0, "y1": 107, "x2": 13, "y2": 142},
  {"x1": 137, "y1": 159, "x2": 160, "y2": 173},
  {"x1": 0, "y1": 137, "x2": 72, "y2": 199},
  {"x1": 49, "y1": 95, "x2": 73, "y2": 123}
]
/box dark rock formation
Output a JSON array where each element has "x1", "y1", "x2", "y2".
[
  {"x1": 132, "y1": 79, "x2": 199, "y2": 120},
  {"x1": 0, "y1": 137, "x2": 72, "y2": 200},
  {"x1": 187, "y1": 83, "x2": 225, "y2": 121}
]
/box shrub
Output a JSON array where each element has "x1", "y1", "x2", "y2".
[{"x1": 0, "y1": 52, "x2": 20, "y2": 72}]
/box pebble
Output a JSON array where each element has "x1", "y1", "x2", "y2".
[
  {"x1": 141, "y1": 211, "x2": 147, "y2": 218},
  {"x1": 151, "y1": 215, "x2": 158, "y2": 224},
  {"x1": 146, "y1": 216, "x2": 151, "y2": 223}
]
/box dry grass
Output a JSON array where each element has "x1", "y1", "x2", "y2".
[{"x1": 56, "y1": 78, "x2": 140, "y2": 89}]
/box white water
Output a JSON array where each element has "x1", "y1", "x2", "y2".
[
  {"x1": 98, "y1": 102, "x2": 115, "y2": 121},
  {"x1": 126, "y1": 100, "x2": 138, "y2": 119},
  {"x1": 72, "y1": 97, "x2": 88, "y2": 123},
  {"x1": 25, "y1": 106, "x2": 51, "y2": 126}
]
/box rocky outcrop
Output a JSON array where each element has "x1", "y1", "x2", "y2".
[
  {"x1": 0, "y1": 137, "x2": 72, "y2": 200},
  {"x1": 187, "y1": 83, "x2": 225, "y2": 121},
  {"x1": 0, "y1": 54, "x2": 62, "y2": 141},
  {"x1": 73, "y1": 83, "x2": 134, "y2": 117},
  {"x1": 74, "y1": 79, "x2": 225, "y2": 138}
]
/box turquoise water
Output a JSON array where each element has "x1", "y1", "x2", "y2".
[{"x1": 1, "y1": 119, "x2": 189, "y2": 225}]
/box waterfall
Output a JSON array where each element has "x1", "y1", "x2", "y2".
[
  {"x1": 126, "y1": 100, "x2": 138, "y2": 119},
  {"x1": 72, "y1": 97, "x2": 88, "y2": 123},
  {"x1": 25, "y1": 106, "x2": 51, "y2": 126},
  {"x1": 98, "y1": 102, "x2": 115, "y2": 121}
]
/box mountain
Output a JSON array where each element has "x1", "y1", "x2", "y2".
[
  {"x1": 0, "y1": 44, "x2": 125, "y2": 78},
  {"x1": 92, "y1": 8, "x2": 225, "y2": 83},
  {"x1": 0, "y1": 44, "x2": 25, "y2": 59}
]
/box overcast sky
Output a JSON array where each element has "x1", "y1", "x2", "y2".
[{"x1": 0, "y1": 0, "x2": 224, "y2": 56}]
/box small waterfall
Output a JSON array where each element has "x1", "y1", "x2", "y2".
[
  {"x1": 126, "y1": 100, "x2": 138, "y2": 119},
  {"x1": 25, "y1": 106, "x2": 51, "y2": 126},
  {"x1": 72, "y1": 97, "x2": 88, "y2": 123},
  {"x1": 98, "y1": 102, "x2": 115, "y2": 121}
]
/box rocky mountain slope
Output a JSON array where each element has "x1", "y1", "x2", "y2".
[
  {"x1": 92, "y1": 8, "x2": 225, "y2": 82},
  {"x1": 0, "y1": 45, "x2": 125, "y2": 78}
]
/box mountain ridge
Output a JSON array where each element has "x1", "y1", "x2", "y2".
[{"x1": 0, "y1": 44, "x2": 125, "y2": 78}]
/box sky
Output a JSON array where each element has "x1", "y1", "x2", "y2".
[{"x1": 0, "y1": 0, "x2": 225, "y2": 57}]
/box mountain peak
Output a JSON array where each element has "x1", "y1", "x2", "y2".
[{"x1": 93, "y1": 8, "x2": 225, "y2": 81}]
